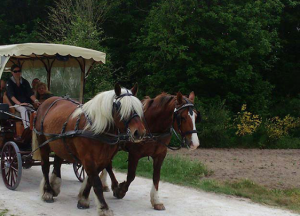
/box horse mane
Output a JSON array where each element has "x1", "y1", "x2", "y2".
[
  {"x1": 72, "y1": 88, "x2": 143, "y2": 134},
  {"x1": 143, "y1": 93, "x2": 175, "y2": 112}
]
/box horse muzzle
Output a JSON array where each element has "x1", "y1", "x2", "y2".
[{"x1": 128, "y1": 128, "x2": 146, "y2": 143}]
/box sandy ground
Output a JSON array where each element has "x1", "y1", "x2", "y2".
[
  {"x1": 169, "y1": 148, "x2": 300, "y2": 189},
  {"x1": 0, "y1": 165, "x2": 298, "y2": 216}
]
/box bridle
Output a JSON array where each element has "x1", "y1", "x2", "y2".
[
  {"x1": 113, "y1": 91, "x2": 140, "y2": 141},
  {"x1": 172, "y1": 98, "x2": 199, "y2": 148},
  {"x1": 143, "y1": 97, "x2": 200, "y2": 150}
]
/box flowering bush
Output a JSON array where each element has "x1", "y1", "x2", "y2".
[
  {"x1": 265, "y1": 115, "x2": 300, "y2": 140},
  {"x1": 235, "y1": 104, "x2": 262, "y2": 136}
]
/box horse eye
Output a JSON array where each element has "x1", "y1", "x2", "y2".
[{"x1": 181, "y1": 117, "x2": 186, "y2": 121}]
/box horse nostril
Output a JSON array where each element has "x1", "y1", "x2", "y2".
[{"x1": 134, "y1": 130, "x2": 139, "y2": 139}]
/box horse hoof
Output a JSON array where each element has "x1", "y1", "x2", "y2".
[
  {"x1": 98, "y1": 209, "x2": 113, "y2": 216},
  {"x1": 154, "y1": 204, "x2": 166, "y2": 210},
  {"x1": 77, "y1": 202, "x2": 90, "y2": 209},
  {"x1": 113, "y1": 190, "x2": 125, "y2": 199},
  {"x1": 77, "y1": 199, "x2": 90, "y2": 209},
  {"x1": 44, "y1": 199, "x2": 54, "y2": 203},
  {"x1": 42, "y1": 192, "x2": 54, "y2": 203},
  {"x1": 103, "y1": 186, "x2": 110, "y2": 192}
]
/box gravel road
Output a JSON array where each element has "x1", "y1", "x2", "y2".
[{"x1": 0, "y1": 165, "x2": 298, "y2": 216}]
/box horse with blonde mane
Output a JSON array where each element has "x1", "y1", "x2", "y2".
[
  {"x1": 79, "y1": 91, "x2": 200, "y2": 211},
  {"x1": 33, "y1": 84, "x2": 146, "y2": 216}
]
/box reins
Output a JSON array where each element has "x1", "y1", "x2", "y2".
[{"x1": 30, "y1": 94, "x2": 140, "y2": 159}]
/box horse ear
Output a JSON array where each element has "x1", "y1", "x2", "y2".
[
  {"x1": 131, "y1": 83, "x2": 138, "y2": 96},
  {"x1": 177, "y1": 92, "x2": 183, "y2": 104},
  {"x1": 114, "y1": 83, "x2": 121, "y2": 96},
  {"x1": 189, "y1": 91, "x2": 195, "y2": 102}
]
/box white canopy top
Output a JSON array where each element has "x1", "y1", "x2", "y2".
[{"x1": 0, "y1": 43, "x2": 106, "y2": 63}]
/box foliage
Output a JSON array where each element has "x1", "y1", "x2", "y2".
[
  {"x1": 197, "y1": 100, "x2": 233, "y2": 148},
  {"x1": 235, "y1": 104, "x2": 262, "y2": 136},
  {"x1": 41, "y1": 0, "x2": 114, "y2": 97},
  {"x1": 0, "y1": 0, "x2": 53, "y2": 44},
  {"x1": 265, "y1": 115, "x2": 300, "y2": 140},
  {"x1": 0, "y1": 0, "x2": 299, "y2": 149},
  {"x1": 128, "y1": 0, "x2": 283, "y2": 114}
]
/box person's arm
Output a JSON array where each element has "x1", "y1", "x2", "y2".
[
  {"x1": 23, "y1": 79, "x2": 40, "y2": 106},
  {"x1": 5, "y1": 80, "x2": 22, "y2": 105},
  {"x1": 10, "y1": 96, "x2": 22, "y2": 105},
  {"x1": 30, "y1": 94, "x2": 40, "y2": 105}
]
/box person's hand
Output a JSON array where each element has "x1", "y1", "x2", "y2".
[{"x1": 34, "y1": 101, "x2": 41, "y2": 107}]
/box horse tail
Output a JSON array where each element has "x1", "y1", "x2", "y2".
[{"x1": 32, "y1": 130, "x2": 42, "y2": 161}]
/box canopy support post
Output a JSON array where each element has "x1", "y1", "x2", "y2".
[{"x1": 35, "y1": 55, "x2": 56, "y2": 90}]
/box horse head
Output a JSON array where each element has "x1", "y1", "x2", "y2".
[
  {"x1": 112, "y1": 83, "x2": 146, "y2": 142},
  {"x1": 173, "y1": 91, "x2": 200, "y2": 150}
]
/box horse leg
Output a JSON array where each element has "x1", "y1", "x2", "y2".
[
  {"x1": 90, "y1": 174, "x2": 113, "y2": 216},
  {"x1": 101, "y1": 162, "x2": 119, "y2": 193},
  {"x1": 114, "y1": 153, "x2": 139, "y2": 199},
  {"x1": 100, "y1": 170, "x2": 110, "y2": 192},
  {"x1": 50, "y1": 155, "x2": 63, "y2": 197},
  {"x1": 77, "y1": 176, "x2": 92, "y2": 209},
  {"x1": 39, "y1": 144, "x2": 55, "y2": 203},
  {"x1": 151, "y1": 154, "x2": 166, "y2": 210}
]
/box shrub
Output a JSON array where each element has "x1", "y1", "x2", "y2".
[
  {"x1": 198, "y1": 100, "x2": 233, "y2": 148},
  {"x1": 235, "y1": 104, "x2": 262, "y2": 136},
  {"x1": 265, "y1": 115, "x2": 300, "y2": 140}
]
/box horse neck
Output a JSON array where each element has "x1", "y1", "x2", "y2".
[{"x1": 144, "y1": 97, "x2": 175, "y2": 133}]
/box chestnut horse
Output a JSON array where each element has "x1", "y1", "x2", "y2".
[
  {"x1": 33, "y1": 84, "x2": 146, "y2": 216},
  {"x1": 79, "y1": 91, "x2": 200, "y2": 211}
]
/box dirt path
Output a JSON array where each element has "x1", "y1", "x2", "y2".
[
  {"x1": 0, "y1": 165, "x2": 298, "y2": 216},
  {"x1": 169, "y1": 148, "x2": 300, "y2": 189}
]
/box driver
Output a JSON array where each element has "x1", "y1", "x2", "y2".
[{"x1": 6, "y1": 65, "x2": 41, "y2": 130}]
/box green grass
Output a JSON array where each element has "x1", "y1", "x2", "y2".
[
  {"x1": 0, "y1": 209, "x2": 8, "y2": 216},
  {"x1": 112, "y1": 151, "x2": 300, "y2": 213}
]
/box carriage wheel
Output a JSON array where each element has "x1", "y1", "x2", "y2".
[
  {"x1": 1, "y1": 141, "x2": 22, "y2": 190},
  {"x1": 73, "y1": 162, "x2": 85, "y2": 182}
]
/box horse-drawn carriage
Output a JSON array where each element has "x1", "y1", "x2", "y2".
[
  {"x1": 0, "y1": 43, "x2": 200, "y2": 216},
  {"x1": 0, "y1": 43, "x2": 106, "y2": 189}
]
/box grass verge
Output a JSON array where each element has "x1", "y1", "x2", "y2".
[
  {"x1": 0, "y1": 209, "x2": 8, "y2": 216},
  {"x1": 112, "y1": 151, "x2": 300, "y2": 213}
]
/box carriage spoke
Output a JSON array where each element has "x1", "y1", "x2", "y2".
[
  {"x1": 11, "y1": 166, "x2": 18, "y2": 172},
  {"x1": 3, "y1": 151, "x2": 8, "y2": 159},
  {"x1": 10, "y1": 169, "x2": 15, "y2": 185},
  {"x1": 80, "y1": 167, "x2": 84, "y2": 177},
  {"x1": 7, "y1": 170, "x2": 11, "y2": 185}
]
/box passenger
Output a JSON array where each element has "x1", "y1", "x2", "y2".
[
  {"x1": 31, "y1": 78, "x2": 40, "y2": 95},
  {"x1": 6, "y1": 65, "x2": 41, "y2": 130},
  {"x1": 36, "y1": 82, "x2": 53, "y2": 103}
]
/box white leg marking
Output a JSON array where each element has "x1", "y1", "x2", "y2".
[
  {"x1": 50, "y1": 173, "x2": 61, "y2": 196},
  {"x1": 93, "y1": 191, "x2": 114, "y2": 216},
  {"x1": 150, "y1": 184, "x2": 162, "y2": 206},
  {"x1": 100, "y1": 170, "x2": 110, "y2": 192},
  {"x1": 40, "y1": 177, "x2": 53, "y2": 201},
  {"x1": 78, "y1": 177, "x2": 90, "y2": 207},
  {"x1": 188, "y1": 111, "x2": 200, "y2": 149},
  {"x1": 39, "y1": 177, "x2": 46, "y2": 196}
]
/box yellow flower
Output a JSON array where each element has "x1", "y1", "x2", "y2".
[{"x1": 235, "y1": 104, "x2": 262, "y2": 136}]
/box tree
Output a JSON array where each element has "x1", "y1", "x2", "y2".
[
  {"x1": 41, "y1": 0, "x2": 114, "y2": 97},
  {"x1": 0, "y1": 0, "x2": 53, "y2": 44},
  {"x1": 128, "y1": 0, "x2": 283, "y2": 113}
]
